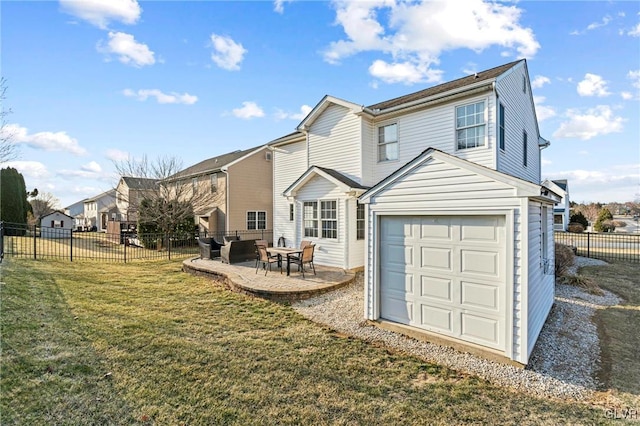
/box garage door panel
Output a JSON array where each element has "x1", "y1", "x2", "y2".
[
  {"x1": 461, "y1": 313, "x2": 500, "y2": 347},
  {"x1": 381, "y1": 297, "x2": 414, "y2": 323},
  {"x1": 460, "y1": 249, "x2": 499, "y2": 277},
  {"x1": 381, "y1": 216, "x2": 414, "y2": 241},
  {"x1": 460, "y1": 216, "x2": 502, "y2": 242},
  {"x1": 382, "y1": 243, "x2": 414, "y2": 268},
  {"x1": 419, "y1": 217, "x2": 452, "y2": 240},
  {"x1": 382, "y1": 270, "x2": 414, "y2": 294},
  {"x1": 461, "y1": 280, "x2": 499, "y2": 311},
  {"x1": 420, "y1": 275, "x2": 452, "y2": 302},
  {"x1": 420, "y1": 304, "x2": 453, "y2": 332},
  {"x1": 420, "y1": 247, "x2": 452, "y2": 271}
]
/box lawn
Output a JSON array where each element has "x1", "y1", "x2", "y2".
[{"x1": 0, "y1": 258, "x2": 619, "y2": 425}]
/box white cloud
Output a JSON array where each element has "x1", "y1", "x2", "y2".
[
  {"x1": 577, "y1": 73, "x2": 611, "y2": 97},
  {"x1": 621, "y1": 92, "x2": 633, "y2": 100},
  {"x1": 97, "y1": 31, "x2": 155, "y2": 67},
  {"x1": 123, "y1": 88, "x2": 198, "y2": 105},
  {"x1": 232, "y1": 102, "x2": 265, "y2": 119},
  {"x1": 2, "y1": 161, "x2": 49, "y2": 179},
  {"x1": 58, "y1": 162, "x2": 113, "y2": 181},
  {"x1": 60, "y1": 0, "x2": 141, "y2": 29},
  {"x1": 274, "y1": 0, "x2": 293, "y2": 14},
  {"x1": 105, "y1": 149, "x2": 130, "y2": 162},
  {"x1": 1, "y1": 123, "x2": 87, "y2": 155},
  {"x1": 209, "y1": 34, "x2": 247, "y2": 71},
  {"x1": 541, "y1": 157, "x2": 552, "y2": 166},
  {"x1": 586, "y1": 15, "x2": 612, "y2": 31},
  {"x1": 628, "y1": 22, "x2": 640, "y2": 37},
  {"x1": 533, "y1": 96, "x2": 556, "y2": 122},
  {"x1": 544, "y1": 166, "x2": 640, "y2": 203},
  {"x1": 531, "y1": 75, "x2": 550, "y2": 89},
  {"x1": 81, "y1": 161, "x2": 102, "y2": 173},
  {"x1": 628, "y1": 69, "x2": 640, "y2": 88},
  {"x1": 324, "y1": 0, "x2": 539, "y2": 85},
  {"x1": 553, "y1": 105, "x2": 624, "y2": 140},
  {"x1": 275, "y1": 104, "x2": 313, "y2": 121}
]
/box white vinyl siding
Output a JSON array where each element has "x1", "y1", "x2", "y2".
[
  {"x1": 308, "y1": 104, "x2": 363, "y2": 182},
  {"x1": 368, "y1": 92, "x2": 496, "y2": 184},
  {"x1": 526, "y1": 200, "x2": 555, "y2": 358},
  {"x1": 495, "y1": 63, "x2": 540, "y2": 183},
  {"x1": 273, "y1": 140, "x2": 307, "y2": 245}
]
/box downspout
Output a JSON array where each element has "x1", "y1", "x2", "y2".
[{"x1": 221, "y1": 166, "x2": 230, "y2": 233}]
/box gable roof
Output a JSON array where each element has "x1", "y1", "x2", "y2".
[
  {"x1": 84, "y1": 189, "x2": 116, "y2": 203},
  {"x1": 283, "y1": 166, "x2": 369, "y2": 197},
  {"x1": 164, "y1": 145, "x2": 266, "y2": 182},
  {"x1": 121, "y1": 176, "x2": 158, "y2": 190},
  {"x1": 297, "y1": 95, "x2": 364, "y2": 131},
  {"x1": 40, "y1": 210, "x2": 74, "y2": 220},
  {"x1": 552, "y1": 179, "x2": 568, "y2": 191},
  {"x1": 366, "y1": 60, "x2": 522, "y2": 112},
  {"x1": 360, "y1": 147, "x2": 558, "y2": 203}
]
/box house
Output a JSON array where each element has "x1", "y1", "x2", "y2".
[
  {"x1": 40, "y1": 211, "x2": 73, "y2": 238},
  {"x1": 543, "y1": 179, "x2": 570, "y2": 231},
  {"x1": 163, "y1": 145, "x2": 273, "y2": 237},
  {"x1": 83, "y1": 189, "x2": 117, "y2": 231},
  {"x1": 115, "y1": 176, "x2": 158, "y2": 222},
  {"x1": 272, "y1": 59, "x2": 558, "y2": 365},
  {"x1": 64, "y1": 199, "x2": 90, "y2": 231}
]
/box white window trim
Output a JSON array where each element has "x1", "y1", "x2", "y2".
[
  {"x1": 246, "y1": 210, "x2": 267, "y2": 230},
  {"x1": 303, "y1": 199, "x2": 339, "y2": 239},
  {"x1": 303, "y1": 201, "x2": 318, "y2": 238},
  {"x1": 320, "y1": 200, "x2": 338, "y2": 239},
  {"x1": 455, "y1": 98, "x2": 489, "y2": 151},
  {"x1": 377, "y1": 122, "x2": 399, "y2": 163}
]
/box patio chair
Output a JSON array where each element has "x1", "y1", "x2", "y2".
[
  {"x1": 289, "y1": 244, "x2": 316, "y2": 278},
  {"x1": 300, "y1": 240, "x2": 312, "y2": 249},
  {"x1": 254, "y1": 240, "x2": 268, "y2": 269},
  {"x1": 255, "y1": 245, "x2": 281, "y2": 276}
]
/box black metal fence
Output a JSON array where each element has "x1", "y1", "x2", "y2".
[
  {"x1": 554, "y1": 231, "x2": 640, "y2": 263},
  {"x1": 0, "y1": 222, "x2": 272, "y2": 263}
]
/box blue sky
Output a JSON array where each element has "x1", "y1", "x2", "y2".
[{"x1": 2, "y1": 0, "x2": 639, "y2": 208}]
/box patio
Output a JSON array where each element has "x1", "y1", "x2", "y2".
[{"x1": 182, "y1": 257, "x2": 357, "y2": 301}]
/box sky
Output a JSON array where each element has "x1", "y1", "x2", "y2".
[{"x1": 1, "y1": 0, "x2": 639, "y2": 209}]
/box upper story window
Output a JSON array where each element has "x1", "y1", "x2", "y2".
[
  {"x1": 378, "y1": 123, "x2": 398, "y2": 162},
  {"x1": 456, "y1": 101, "x2": 486, "y2": 150},
  {"x1": 523, "y1": 130, "x2": 528, "y2": 167},
  {"x1": 247, "y1": 211, "x2": 266, "y2": 230},
  {"x1": 192, "y1": 177, "x2": 198, "y2": 192},
  {"x1": 498, "y1": 103, "x2": 505, "y2": 151},
  {"x1": 210, "y1": 173, "x2": 217, "y2": 192},
  {"x1": 356, "y1": 202, "x2": 365, "y2": 240}
]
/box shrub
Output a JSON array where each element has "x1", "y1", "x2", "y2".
[
  {"x1": 569, "y1": 211, "x2": 589, "y2": 228},
  {"x1": 555, "y1": 243, "x2": 575, "y2": 277},
  {"x1": 594, "y1": 208, "x2": 615, "y2": 232},
  {"x1": 560, "y1": 274, "x2": 604, "y2": 296},
  {"x1": 567, "y1": 222, "x2": 585, "y2": 233}
]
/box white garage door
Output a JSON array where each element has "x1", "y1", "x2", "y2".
[{"x1": 379, "y1": 215, "x2": 506, "y2": 351}]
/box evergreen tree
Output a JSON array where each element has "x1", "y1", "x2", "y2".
[
  {"x1": 593, "y1": 208, "x2": 615, "y2": 232},
  {"x1": 0, "y1": 167, "x2": 29, "y2": 233}
]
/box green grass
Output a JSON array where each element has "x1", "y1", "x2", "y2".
[
  {"x1": 580, "y1": 261, "x2": 640, "y2": 408},
  {"x1": 1, "y1": 259, "x2": 615, "y2": 425}
]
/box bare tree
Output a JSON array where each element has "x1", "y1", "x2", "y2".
[
  {"x1": 0, "y1": 77, "x2": 19, "y2": 163},
  {"x1": 28, "y1": 191, "x2": 60, "y2": 225},
  {"x1": 113, "y1": 155, "x2": 221, "y2": 235}
]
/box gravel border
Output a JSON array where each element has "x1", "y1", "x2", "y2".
[{"x1": 292, "y1": 256, "x2": 619, "y2": 401}]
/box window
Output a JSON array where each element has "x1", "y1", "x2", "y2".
[
  {"x1": 321, "y1": 201, "x2": 337, "y2": 239},
  {"x1": 289, "y1": 204, "x2": 294, "y2": 222},
  {"x1": 192, "y1": 177, "x2": 198, "y2": 192},
  {"x1": 523, "y1": 130, "x2": 528, "y2": 167},
  {"x1": 265, "y1": 151, "x2": 272, "y2": 161},
  {"x1": 522, "y1": 75, "x2": 527, "y2": 93},
  {"x1": 303, "y1": 202, "x2": 318, "y2": 237},
  {"x1": 456, "y1": 101, "x2": 486, "y2": 150},
  {"x1": 356, "y1": 202, "x2": 365, "y2": 240},
  {"x1": 378, "y1": 123, "x2": 398, "y2": 162},
  {"x1": 247, "y1": 211, "x2": 267, "y2": 230},
  {"x1": 210, "y1": 173, "x2": 217, "y2": 192},
  {"x1": 498, "y1": 103, "x2": 505, "y2": 151},
  {"x1": 554, "y1": 215, "x2": 563, "y2": 225}
]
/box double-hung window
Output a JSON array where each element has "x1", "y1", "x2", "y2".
[
  {"x1": 498, "y1": 103, "x2": 505, "y2": 151},
  {"x1": 320, "y1": 201, "x2": 337, "y2": 239},
  {"x1": 303, "y1": 202, "x2": 318, "y2": 237},
  {"x1": 378, "y1": 123, "x2": 398, "y2": 162},
  {"x1": 356, "y1": 202, "x2": 365, "y2": 240},
  {"x1": 247, "y1": 211, "x2": 266, "y2": 230},
  {"x1": 456, "y1": 101, "x2": 486, "y2": 150},
  {"x1": 210, "y1": 173, "x2": 217, "y2": 192}
]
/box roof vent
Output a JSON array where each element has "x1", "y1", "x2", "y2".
[{"x1": 474, "y1": 73, "x2": 479, "y2": 79}]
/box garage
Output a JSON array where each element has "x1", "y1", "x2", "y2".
[{"x1": 380, "y1": 215, "x2": 506, "y2": 351}]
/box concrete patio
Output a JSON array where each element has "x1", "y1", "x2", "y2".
[{"x1": 182, "y1": 257, "x2": 357, "y2": 301}]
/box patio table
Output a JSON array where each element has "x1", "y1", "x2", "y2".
[{"x1": 267, "y1": 247, "x2": 302, "y2": 276}]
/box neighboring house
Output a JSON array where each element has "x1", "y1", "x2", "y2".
[
  {"x1": 272, "y1": 59, "x2": 558, "y2": 365},
  {"x1": 543, "y1": 179, "x2": 570, "y2": 231},
  {"x1": 40, "y1": 211, "x2": 73, "y2": 238},
  {"x1": 115, "y1": 176, "x2": 158, "y2": 222},
  {"x1": 163, "y1": 145, "x2": 273, "y2": 236},
  {"x1": 64, "y1": 199, "x2": 90, "y2": 231},
  {"x1": 83, "y1": 189, "x2": 117, "y2": 231}
]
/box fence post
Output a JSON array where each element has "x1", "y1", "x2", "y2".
[
  {"x1": 70, "y1": 229, "x2": 73, "y2": 262},
  {"x1": 168, "y1": 234, "x2": 171, "y2": 260},
  {"x1": 33, "y1": 225, "x2": 37, "y2": 260},
  {"x1": 124, "y1": 235, "x2": 127, "y2": 264},
  {"x1": 587, "y1": 232, "x2": 591, "y2": 258}
]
